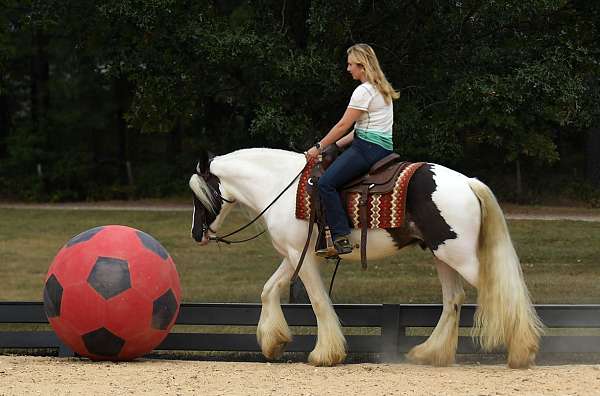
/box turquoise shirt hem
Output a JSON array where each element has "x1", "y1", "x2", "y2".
[{"x1": 355, "y1": 128, "x2": 393, "y2": 151}]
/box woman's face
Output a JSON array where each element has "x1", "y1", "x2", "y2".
[{"x1": 347, "y1": 55, "x2": 365, "y2": 81}]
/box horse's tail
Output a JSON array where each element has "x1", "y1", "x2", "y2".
[{"x1": 467, "y1": 178, "x2": 543, "y2": 368}]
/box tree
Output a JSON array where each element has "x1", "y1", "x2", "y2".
[{"x1": 1, "y1": 0, "x2": 599, "y2": 202}]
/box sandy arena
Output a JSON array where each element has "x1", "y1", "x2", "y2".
[{"x1": 0, "y1": 355, "x2": 599, "y2": 395}]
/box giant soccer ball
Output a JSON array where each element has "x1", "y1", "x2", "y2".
[{"x1": 43, "y1": 225, "x2": 181, "y2": 360}]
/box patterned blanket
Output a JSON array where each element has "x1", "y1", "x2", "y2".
[{"x1": 295, "y1": 160, "x2": 424, "y2": 229}]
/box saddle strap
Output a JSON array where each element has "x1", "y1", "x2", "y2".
[
  {"x1": 290, "y1": 186, "x2": 318, "y2": 287},
  {"x1": 359, "y1": 185, "x2": 369, "y2": 270}
]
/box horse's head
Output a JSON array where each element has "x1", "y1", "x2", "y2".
[{"x1": 188, "y1": 152, "x2": 235, "y2": 245}]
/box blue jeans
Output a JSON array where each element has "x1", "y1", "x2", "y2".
[{"x1": 317, "y1": 136, "x2": 392, "y2": 240}]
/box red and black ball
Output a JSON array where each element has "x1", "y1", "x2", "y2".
[{"x1": 43, "y1": 225, "x2": 181, "y2": 360}]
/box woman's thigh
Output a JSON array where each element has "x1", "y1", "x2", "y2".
[
  {"x1": 353, "y1": 137, "x2": 392, "y2": 164},
  {"x1": 319, "y1": 146, "x2": 371, "y2": 189}
]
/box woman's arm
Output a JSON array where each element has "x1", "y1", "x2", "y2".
[
  {"x1": 306, "y1": 108, "x2": 364, "y2": 158},
  {"x1": 336, "y1": 130, "x2": 354, "y2": 148},
  {"x1": 321, "y1": 108, "x2": 363, "y2": 146}
]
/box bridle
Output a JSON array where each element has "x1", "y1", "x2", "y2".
[
  {"x1": 198, "y1": 165, "x2": 305, "y2": 245},
  {"x1": 199, "y1": 192, "x2": 245, "y2": 244},
  {"x1": 195, "y1": 160, "x2": 342, "y2": 300}
]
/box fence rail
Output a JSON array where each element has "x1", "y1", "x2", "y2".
[{"x1": 1, "y1": 302, "x2": 599, "y2": 360}]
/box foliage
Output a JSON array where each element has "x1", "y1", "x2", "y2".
[{"x1": 0, "y1": 0, "x2": 599, "y2": 201}]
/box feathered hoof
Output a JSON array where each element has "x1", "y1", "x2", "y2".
[
  {"x1": 507, "y1": 348, "x2": 536, "y2": 369},
  {"x1": 308, "y1": 347, "x2": 346, "y2": 367},
  {"x1": 407, "y1": 343, "x2": 455, "y2": 367},
  {"x1": 257, "y1": 327, "x2": 292, "y2": 361},
  {"x1": 262, "y1": 340, "x2": 290, "y2": 360}
]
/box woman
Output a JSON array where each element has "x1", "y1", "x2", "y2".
[{"x1": 305, "y1": 43, "x2": 400, "y2": 256}]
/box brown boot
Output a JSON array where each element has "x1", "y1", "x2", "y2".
[{"x1": 315, "y1": 245, "x2": 339, "y2": 259}]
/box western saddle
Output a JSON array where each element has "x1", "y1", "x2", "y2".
[{"x1": 293, "y1": 144, "x2": 414, "y2": 280}]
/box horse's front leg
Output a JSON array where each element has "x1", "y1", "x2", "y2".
[
  {"x1": 294, "y1": 253, "x2": 347, "y2": 366},
  {"x1": 257, "y1": 259, "x2": 293, "y2": 360}
]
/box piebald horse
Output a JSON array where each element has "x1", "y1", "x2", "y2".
[{"x1": 189, "y1": 148, "x2": 542, "y2": 368}]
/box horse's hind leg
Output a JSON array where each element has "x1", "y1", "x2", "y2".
[
  {"x1": 407, "y1": 258, "x2": 465, "y2": 366},
  {"x1": 257, "y1": 259, "x2": 293, "y2": 360}
]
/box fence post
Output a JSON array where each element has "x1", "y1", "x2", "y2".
[
  {"x1": 381, "y1": 304, "x2": 403, "y2": 361},
  {"x1": 288, "y1": 278, "x2": 310, "y2": 304},
  {"x1": 58, "y1": 341, "x2": 75, "y2": 357}
]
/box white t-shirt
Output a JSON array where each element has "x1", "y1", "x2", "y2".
[{"x1": 347, "y1": 82, "x2": 393, "y2": 150}]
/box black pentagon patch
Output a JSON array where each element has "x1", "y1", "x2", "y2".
[
  {"x1": 82, "y1": 327, "x2": 125, "y2": 357},
  {"x1": 152, "y1": 289, "x2": 178, "y2": 330},
  {"x1": 43, "y1": 274, "x2": 63, "y2": 318},
  {"x1": 87, "y1": 257, "x2": 131, "y2": 299},
  {"x1": 66, "y1": 226, "x2": 105, "y2": 247},
  {"x1": 136, "y1": 231, "x2": 169, "y2": 260}
]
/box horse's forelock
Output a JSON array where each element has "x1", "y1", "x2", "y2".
[{"x1": 189, "y1": 174, "x2": 218, "y2": 214}]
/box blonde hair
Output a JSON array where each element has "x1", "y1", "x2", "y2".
[{"x1": 347, "y1": 43, "x2": 400, "y2": 104}]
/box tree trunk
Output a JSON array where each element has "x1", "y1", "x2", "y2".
[
  {"x1": 114, "y1": 77, "x2": 131, "y2": 188},
  {"x1": 30, "y1": 28, "x2": 49, "y2": 143},
  {"x1": 586, "y1": 128, "x2": 600, "y2": 187},
  {"x1": 287, "y1": 0, "x2": 311, "y2": 49},
  {"x1": 0, "y1": 90, "x2": 9, "y2": 158},
  {"x1": 30, "y1": 27, "x2": 49, "y2": 196},
  {"x1": 167, "y1": 120, "x2": 182, "y2": 163},
  {"x1": 515, "y1": 158, "x2": 522, "y2": 199}
]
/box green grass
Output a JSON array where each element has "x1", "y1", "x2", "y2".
[{"x1": 1, "y1": 207, "x2": 599, "y2": 304}]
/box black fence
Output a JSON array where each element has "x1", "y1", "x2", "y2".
[{"x1": 1, "y1": 302, "x2": 599, "y2": 360}]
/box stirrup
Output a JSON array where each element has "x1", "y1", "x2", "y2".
[{"x1": 316, "y1": 237, "x2": 353, "y2": 258}]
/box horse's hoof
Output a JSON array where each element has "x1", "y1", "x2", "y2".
[
  {"x1": 507, "y1": 350, "x2": 536, "y2": 369},
  {"x1": 262, "y1": 341, "x2": 289, "y2": 360},
  {"x1": 407, "y1": 344, "x2": 454, "y2": 367},
  {"x1": 308, "y1": 348, "x2": 346, "y2": 367},
  {"x1": 406, "y1": 345, "x2": 428, "y2": 365},
  {"x1": 508, "y1": 360, "x2": 533, "y2": 369}
]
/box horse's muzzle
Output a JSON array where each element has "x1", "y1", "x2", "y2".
[
  {"x1": 192, "y1": 229, "x2": 210, "y2": 245},
  {"x1": 199, "y1": 231, "x2": 210, "y2": 245}
]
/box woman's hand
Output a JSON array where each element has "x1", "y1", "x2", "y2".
[{"x1": 305, "y1": 146, "x2": 320, "y2": 160}]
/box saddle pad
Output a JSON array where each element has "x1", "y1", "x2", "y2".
[
  {"x1": 295, "y1": 157, "x2": 318, "y2": 221},
  {"x1": 295, "y1": 159, "x2": 424, "y2": 229}
]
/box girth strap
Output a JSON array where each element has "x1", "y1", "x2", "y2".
[
  {"x1": 359, "y1": 185, "x2": 369, "y2": 270},
  {"x1": 290, "y1": 186, "x2": 318, "y2": 286}
]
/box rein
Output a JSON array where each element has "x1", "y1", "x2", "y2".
[
  {"x1": 204, "y1": 158, "x2": 342, "y2": 301},
  {"x1": 207, "y1": 165, "x2": 306, "y2": 245}
]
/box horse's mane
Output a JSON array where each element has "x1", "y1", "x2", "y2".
[
  {"x1": 211, "y1": 148, "x2": 305, "y2": 176},
  {"x1": 190, "y1": 148, "x2": 303, "y2": 213},
  {"x1": 213, "y1": 148, "x2": 302, "y2": 164},
  {"x1": 189, "y1": 174, "x2": 219, "y2": 214}
]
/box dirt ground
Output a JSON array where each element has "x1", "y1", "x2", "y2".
[
  {"x1": 1, "y1": 203, "x2": 599, "y2": 395},
  {"x1": 0, "y1": 356, "x2": 599, "y2": 395}
]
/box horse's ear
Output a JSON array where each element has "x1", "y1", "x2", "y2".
[{"x1": 196, "y1": 150, "x2": 212, "y2": 175}]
